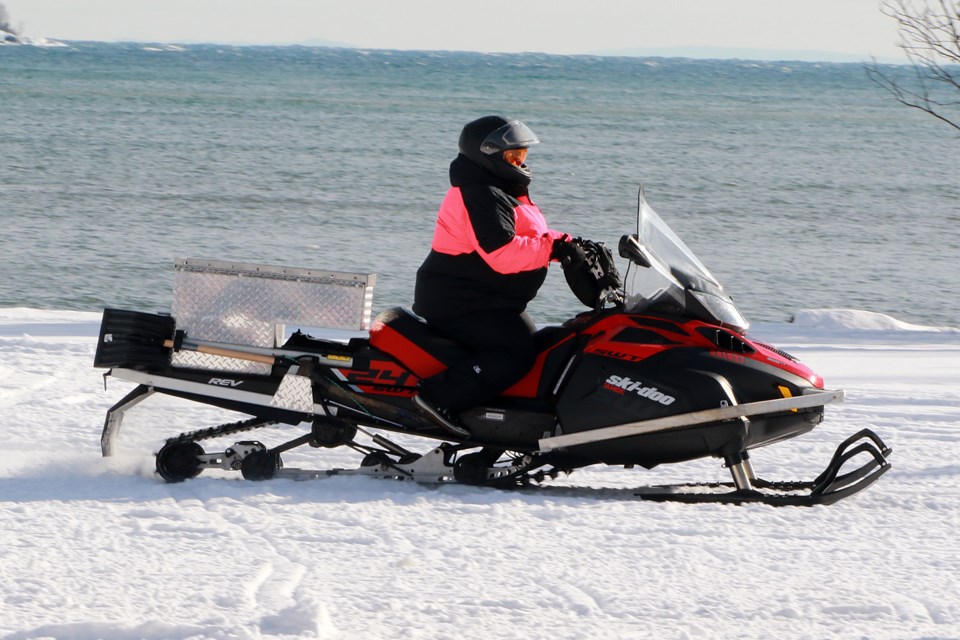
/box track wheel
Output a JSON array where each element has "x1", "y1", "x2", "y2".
[
  {"x1": 156, "y1": 441, "x2": 204, "y2": 483},
  {"x1": 311, "y1": 417, "x2": 357, "y2": 448},
  {"x1": 453, "y1": 452, "x2": 490, "y2": 486},
  {"x1": 361, "y1": 452, "x2": 390, "y2": 468},
  {"x1": 241, "y1": 449, "x2": 281, "y2": 481}
]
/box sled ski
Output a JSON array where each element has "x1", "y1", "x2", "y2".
[{"x1": 632, "y1": 428, "x2": 892, "y2": 506}]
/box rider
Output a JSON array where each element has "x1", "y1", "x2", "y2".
[{"x1": 412, "y1": 115, "x2": 585, "y2": 437}]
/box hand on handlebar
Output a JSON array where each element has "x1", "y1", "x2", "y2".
[{"x1": 551, "y1": 237, "x2": 587, "y2": 268}]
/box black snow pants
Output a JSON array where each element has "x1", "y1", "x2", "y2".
[{"x1": 418, "y1": 310, "x2": 537, "y2": 413}]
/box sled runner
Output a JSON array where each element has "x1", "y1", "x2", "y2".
[{"x1": 93, "y1": 189, "x2": 891, "y2": 505}]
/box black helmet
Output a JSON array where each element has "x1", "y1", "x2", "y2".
[{"x1": 458, "y1": 115, "x2": 539, "y2": 185}]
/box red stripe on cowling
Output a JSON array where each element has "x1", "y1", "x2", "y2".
[
  {"x1": 503, "y1": 333, "x2": 575, "y2": 398},
  {"x1": 502, "y1": 351, "x2": 547, "y2": 398}
]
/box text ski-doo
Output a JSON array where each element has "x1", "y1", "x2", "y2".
[{"x1": 93, "y1": 189, "x2": 891, "y2": 505}]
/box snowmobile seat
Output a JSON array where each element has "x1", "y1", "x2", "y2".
[
  {"x1": 369, "y1": 307, "x2": 470, "y2": 378},
  {"x1": 369, "y1": 307, "x2": 578, "y2": 398}
]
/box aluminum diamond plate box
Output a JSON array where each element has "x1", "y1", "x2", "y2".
[{"x1": 170, "y1": 258, "x2": 375, "y2": 373}]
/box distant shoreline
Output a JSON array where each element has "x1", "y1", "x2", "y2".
[{"x1": 0, "y1": 37, "x2": 913, "y2": 65}]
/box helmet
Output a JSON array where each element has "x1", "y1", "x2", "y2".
[{"x1": 458, "y1": 115, "x2": 540, "y2": 185}]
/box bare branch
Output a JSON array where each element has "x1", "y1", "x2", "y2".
[{"x1": 867, "y1": 0, "x2": 960, "y2": 131}]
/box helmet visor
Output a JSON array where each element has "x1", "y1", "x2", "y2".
[
  {"x1": 480, "y1": 121, "x2": 540, "y2": 155},
  {"x1": 502, "y1": 147, "x2": 528, "y2": 167}
]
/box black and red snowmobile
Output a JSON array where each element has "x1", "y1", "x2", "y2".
[{"x1": 93, "y1": 190, "x2": 891, "y2": 505}]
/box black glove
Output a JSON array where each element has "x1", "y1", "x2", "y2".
[{"x1": 551, "y1": 238, "x2": 586, "y2": 268}]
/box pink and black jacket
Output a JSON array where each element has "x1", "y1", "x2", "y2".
[{"x1": 413, "y1": 155, "x2": 566, "y2": 320}]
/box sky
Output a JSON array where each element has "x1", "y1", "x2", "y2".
[{"x1": 4, "y1": 0, "x2": 909, "y2": 62}]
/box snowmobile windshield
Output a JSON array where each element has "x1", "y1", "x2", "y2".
[{"x1": 619, "y1": 193, "x2": 749, "y2": 332}]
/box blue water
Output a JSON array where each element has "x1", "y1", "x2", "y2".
[{"x1": 1, "y1": 43, "x2": 958, "y2": 326}]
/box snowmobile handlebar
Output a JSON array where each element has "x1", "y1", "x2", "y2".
[{"x1": 563, "y1": 237, "x2": 624, "y2": 311}]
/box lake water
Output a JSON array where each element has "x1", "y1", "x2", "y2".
[{"x1": 1, "y1": 43, "x2": 957, "y2": 327}]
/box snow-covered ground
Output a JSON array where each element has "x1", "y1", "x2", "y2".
[{"x1": 1, "y1": 307, "x2": 958, "y2": 639}]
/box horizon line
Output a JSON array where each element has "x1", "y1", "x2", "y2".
[{"x1": 10, "y1": 34, "x2": 911, "y2": 65}]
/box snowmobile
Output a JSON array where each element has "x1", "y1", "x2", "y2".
[{"x1": 93, "y1": 189, "x2": 891, "y2": 505}]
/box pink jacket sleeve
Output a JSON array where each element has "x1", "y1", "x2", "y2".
[{"x1": 481, "y1": 226, "x2": 567, "y2": 274}]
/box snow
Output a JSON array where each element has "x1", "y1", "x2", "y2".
[
  {"x1": 0, "y1": 29, "x2": 66, "y2": 46},
  {"x1": 791, "y1": 308, "x2": 959, "y2": 333},
  {"x1": 1, "y1": 306, "x2": 958, "y2": 639}
]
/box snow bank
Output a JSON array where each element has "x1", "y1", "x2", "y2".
[
  {"x1": 0, "y1": 307, "x2": 103, "y2": 338},
  {"x1": 0, "y1": 29, "x2": 68, "y2": 47},
  {"x1": 0, "y1": 29, "x2": 67, "y2": 46},
  {"x1": 790, "y1": 308, "x2": 956, "y2": 332},
  {"x1": 0, "y1": 308, "x2": 103, "y2": 324},
  {"x1": 1, "y1": 308, "x2": 959, "y2": 639}
]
